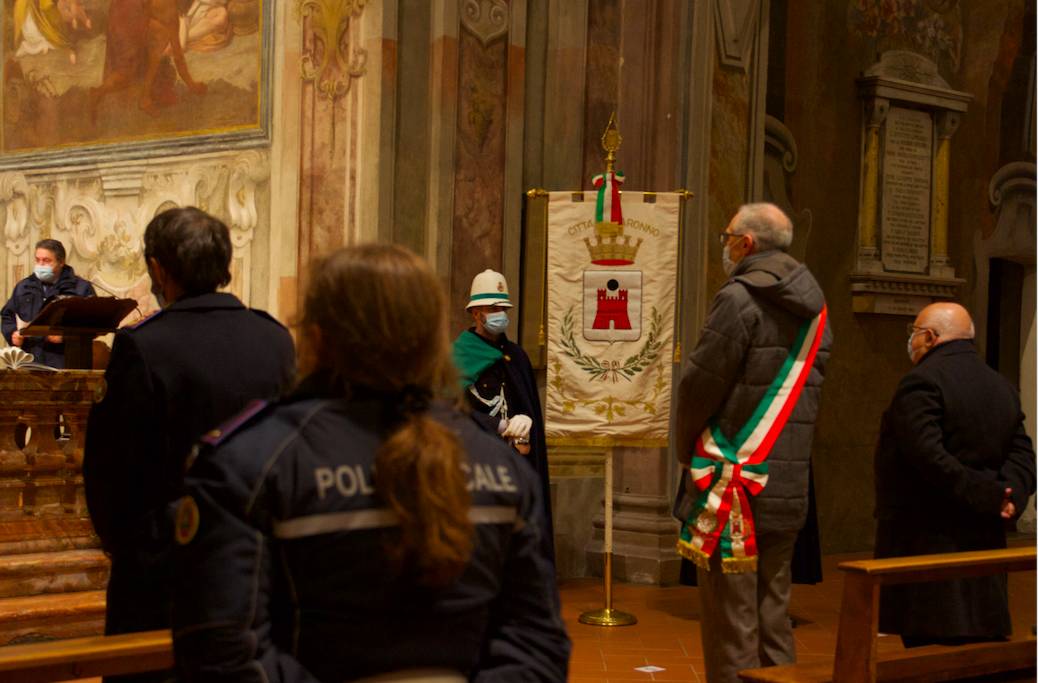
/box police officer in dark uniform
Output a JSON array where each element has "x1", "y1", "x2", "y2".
[
  {"x1": 452, "y1": 269, "x2": 555, "y2": 564},
  {"x1": 83, "y1": 207, "x2": 295, "y2": 681},
  {"x1": 1, "y1": 238, "x2": 95, "y2": 367},
  {"x1": 172, "y1": 245, "x2": 569, "y2": 683}
]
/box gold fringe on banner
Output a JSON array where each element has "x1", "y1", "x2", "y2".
[{"x1": 546, "y1": 436, "x2": 669, "y2": 448}]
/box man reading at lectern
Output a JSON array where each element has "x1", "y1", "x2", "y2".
[{"x1": 1, "y1": 239, "x2": 95, "y2": 368}]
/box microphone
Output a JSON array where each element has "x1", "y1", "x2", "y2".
[{"x1": 83, "y1": 278, "x2": 145, "y2": 324}]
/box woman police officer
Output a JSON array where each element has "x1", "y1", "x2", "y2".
[{"x1": 171, "y1": 244, "x2": 569, "y2": 682}]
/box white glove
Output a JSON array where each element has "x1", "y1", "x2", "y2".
[{"x1": 501, "y1": 414, "x2": 533, "y2": 440}]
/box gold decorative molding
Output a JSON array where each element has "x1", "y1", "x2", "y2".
[
  {"x1": 461, "y1": 0, "x2": 509, "y2": 47},
  {"x1": 298, "y1": 0, "x2": 368, "y2": 103}
]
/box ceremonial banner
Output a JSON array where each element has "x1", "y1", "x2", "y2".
[{"x1": 545, "y1": 191, "x2": 680, "y2": 447}]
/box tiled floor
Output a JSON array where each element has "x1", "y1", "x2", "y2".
[
  {"x1": 64, "y1": 549, "x2": 1036, "y2": 682},
  {"x1": 559, "y1": 551, "x2": 1037, "y2": 682}
]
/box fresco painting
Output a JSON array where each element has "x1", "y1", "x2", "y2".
[{"x1": 2, "y1": 0, "x2": 264, "y2": 153}]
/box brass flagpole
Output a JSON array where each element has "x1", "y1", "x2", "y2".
[
  {"x1": 579, "y1": 113, "x2": 636, "y2": 627},
  {"x1": 579, "y1": 447, "x2": 637, "y2": 626}
]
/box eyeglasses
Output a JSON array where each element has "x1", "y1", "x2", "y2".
[
  {"x1": 907, "y1": 324, "x2": 938, "y2": 338},
  {"x1": 718, "y1": 231, "x2": 744, "y2": 246}
]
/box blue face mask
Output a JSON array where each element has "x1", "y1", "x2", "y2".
[
  {"x1": 34, "y1": 265, "x2": 55, "y2": 283},
  {"x1": 483, "y1": 311, "x2": 509, "y2": 335}
]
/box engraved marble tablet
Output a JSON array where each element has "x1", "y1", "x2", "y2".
[{"x1": 881, "y1": 107, "x2": 933, "y2": 274}]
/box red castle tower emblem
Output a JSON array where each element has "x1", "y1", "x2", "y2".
[{"x1": 592, "y1": 278, "x2": 632, "y2": 330}]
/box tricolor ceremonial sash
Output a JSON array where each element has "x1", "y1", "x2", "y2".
[{"x1": 678, "y1": 305, "x2": 827, "y2": 573}]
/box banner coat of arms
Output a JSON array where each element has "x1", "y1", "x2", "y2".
[{"x1": 545, "y1": 190, "x2": 680, "y2": 447}]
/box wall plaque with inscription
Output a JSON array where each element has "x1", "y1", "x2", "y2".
[{"x1": 880, "y1": 107, "x2": 933, "y2": 273}]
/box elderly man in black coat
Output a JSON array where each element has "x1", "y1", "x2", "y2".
[{"x1": 874, "y1": 302, "x2": 1035, "y2": 647}]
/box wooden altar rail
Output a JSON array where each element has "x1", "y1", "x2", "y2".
[
  {"x1": 0, "y1": 630, "x2": 171, "y2": 682},
  {"x1": 739, "y1": 546, "x2": 1037, "y2": 683}
]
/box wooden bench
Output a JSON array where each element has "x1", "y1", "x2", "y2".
[
  {"x1": 740, "y1": 546, "x2": 1037, "y2": 683},
  {"x1": 0, "y1": 629, "x2": 171, "y2": 682}
]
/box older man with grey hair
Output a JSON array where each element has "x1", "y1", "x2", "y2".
[{"x1": 674, "y1": 202, "x2": 832, "y2": 683}]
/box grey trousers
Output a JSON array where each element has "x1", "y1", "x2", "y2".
[{"x1": 696, "y1": 530, "x2": 799, "y2": 683}]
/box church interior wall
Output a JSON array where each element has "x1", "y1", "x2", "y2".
[
  {"x1": 1, "y1": 0, "x2": 1032, "y2": 579},
  {"x1": 780, "y1": 0, "x2": 1036, "y2": 553}
]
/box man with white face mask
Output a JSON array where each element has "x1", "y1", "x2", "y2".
[
  {"x1": 453, "y1": 269, "x2": 555, "y2": 563},
  {"x1": 1, "y1": 238, "x2": 95, "y2": 367},
  {"x1": 673, "y1": 203, "x2": 831, "y2": 683},
  {"x1": 874, "y1": 302, "x2": 1035, "y2": 648}
]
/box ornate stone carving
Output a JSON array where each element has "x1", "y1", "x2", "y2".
[
  {"x1": 714, "y1": 0, "x2": 760, "y2": 71},
  {"x1": 461, "y1": 0, "x2": 509, "y2": 47},
  {"x1": 299, "y1": 0, "x2": 368, "y2": 104},
  {"x1": 864, "y1": 50, "x2": 950, "y2": 88},
  {"x1": 989, "y1": 161, "x2": 1037, "y2": 208},
  {"x1": 1, "y1": 153, "x2": 269, "y2": 316},
  {"x1": 228, "y1": 151, "x2": 270, "y2": 248},
  {"x1": 764, "y1": 116, "x2": 798, "y2": 173},
  {"x1": 0, "y1": 173, "x2": 31, "y2": 258}
]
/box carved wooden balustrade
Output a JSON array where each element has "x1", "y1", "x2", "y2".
[{"x1": 0, "y1": 369, "x2": 109, "y2": 645}]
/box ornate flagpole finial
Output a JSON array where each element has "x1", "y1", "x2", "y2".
[{"x1": 601, "y1": 112, "x2": 622, "y2": 173}]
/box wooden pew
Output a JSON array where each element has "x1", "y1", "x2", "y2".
[
  {"x1": 739, "y1": 546, "x2": 1037, "y2": 683},
  {"x1": 0, "y1": 629, "x2": 171, "y2": 682}
]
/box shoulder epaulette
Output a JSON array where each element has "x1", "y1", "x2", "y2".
[
  {"x1": 127, "y1": 309, "x2": 164, "y2": 330},
  {"x1": 200, "y1": 399, "x2": 272, "y2": 448}
]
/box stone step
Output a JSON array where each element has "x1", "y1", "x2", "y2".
[
  {"x1": 0, "y1": 590, "x2": 105, "y2": 646},
  {"x1": 0, "y1": 550, "x2": 108, "y2": 600}
]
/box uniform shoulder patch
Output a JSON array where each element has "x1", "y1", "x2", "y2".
[
  {"x1": 175, "y1": 495, "x2": 200, "y2": 545},
  {"x1": 127, "y1": 308, "x2": 164, "y2": 330},
  {"x1": 200, "y1": 399, "x2": 272, "y2": 448}
]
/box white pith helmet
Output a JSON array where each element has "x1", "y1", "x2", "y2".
[{"x1": 466, "y1": 269, "x2": 513, "y2": 309}]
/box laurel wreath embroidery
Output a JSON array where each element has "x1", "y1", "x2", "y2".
[
  {"x1": 559, "y1": 305, "x2": 663, "y2": 382},
  {"x1": 550, "y1": 359, "x2": 667, "y2": 422},
  {"x1": 550, "y1": 305, "x2": 667, "y2": 423}
]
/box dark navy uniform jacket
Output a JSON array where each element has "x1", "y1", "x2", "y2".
[
  {"x1": 172, "y1": 378, "x2": 571, "y2": 682},
  {"x1": 83, "y1": 292, "x2": 295, "y2": 638},
  {"x1": 1, "y1": 265, "x2": 95, "y2": 367}
]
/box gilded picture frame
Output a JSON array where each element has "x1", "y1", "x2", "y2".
[{"x1": 0, "y1": 0, "x2": 273, "y2": 169}]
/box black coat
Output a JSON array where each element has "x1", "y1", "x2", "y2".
[
  {"x1": 83, "y1": 292, "x2": 295, "y2": 639},
  {"x1": 463, "y1": 333, "x2": 555, "y2": 563},
  {"x1": 874, "y1": 339, "x2": 1036, "y2": 638},
  {"x1": 1, "y1": 265, "x2": 96, "y2": 367},
  {"x1": 172, "y1": 381, "x2": 570, "y2": 682}
]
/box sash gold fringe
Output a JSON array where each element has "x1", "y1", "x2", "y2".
[
  {"x1": 721, "y1": 555, "x2": 758, "y2": 574},
  {"x1": 676, "y1": 540, "x2": 711, "y2": 571}
]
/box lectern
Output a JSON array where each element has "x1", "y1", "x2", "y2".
[{"x1": 20, "y1": 296, "x2": 138, "y2": 369}]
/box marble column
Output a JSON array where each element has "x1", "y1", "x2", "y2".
[
  {"x1": 930, "y1": 110, "x2": 961, "y2": 278},
  {"x1": 857, "y1": 97, "x2": 889, "y2": 273}
]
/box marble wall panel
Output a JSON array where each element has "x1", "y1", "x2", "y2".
[
  {"x1": 449, "y1": 9, "x2": 510, "y2": 334},
  {"x1": 296, "y1": 0, "x2": 369, "y2": 276},
  {"x1": 780, "y1": 0, "x2": 1035, "y2": 552}
]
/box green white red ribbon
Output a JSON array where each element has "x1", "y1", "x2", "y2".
[
  {"x1": 592, "y1": 171, "x2": 624, "y2": 225},
  {"x1": 678, "y1": 305, "x2": 827, "y2": 573}
]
